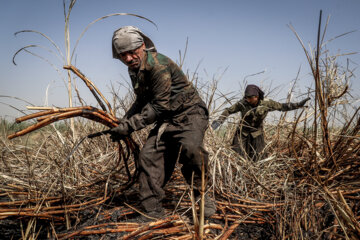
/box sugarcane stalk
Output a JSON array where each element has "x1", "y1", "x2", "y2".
[
  {"x1": 190, "y1": 172, "x2": 199, "y2": 239},
  {"x1": 219, "y1": 220, "x2": 241, "y2": 240},
  {"x1": 17, "y1": 106, "x2": 118, "y2": 124},
  {"x1": 199, "y1": 152, "x2": 205, "y2": 239},
  {"x1": 8, "y1": 108, "x2": 117, "y2": 139},
  {"x1": 122, "y1": 216, "x2": 179, "y2": 240},
  {"x1": 26, "y1": 106, "x2": 59, "y2": 111},
  {"x1": 17, "y1": 106, "x2": 83, "y2": 123},
  {"x1": 63, "y1": 65, "x2": 114, "y2": 117}
]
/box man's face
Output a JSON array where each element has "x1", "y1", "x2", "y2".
[
  {"x1": 245, "y1": 95, "x2": 259, "y2": 106},
  {"x1": 118, "y1": 43, "x2": 146, "y2": 70}
]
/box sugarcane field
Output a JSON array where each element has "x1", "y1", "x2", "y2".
[{"x1": 1, "y1": 1, "x2": 360, "y2": 239}]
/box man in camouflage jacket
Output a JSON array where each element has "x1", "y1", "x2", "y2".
[
  {"x1": 211, "y1": 84, "x2": 310, "y2": 161},
  {"x1": 109, "y1": 26, "x2": 215, "y2": 220}
]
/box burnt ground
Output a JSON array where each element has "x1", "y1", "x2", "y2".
[
  {"x1": 0, "y1": 181, "x2": 275, "y2": 239},
  {"x1": 0, "y1": 193, "x2": 275, "y2": 240},
  {"x1": 0, "y1": 218, "x2": 274, "y2": 240}
]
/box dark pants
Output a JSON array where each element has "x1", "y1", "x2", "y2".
[
  {"x1": 138, "y1": 106, "x2": 209, "y2": 212},
  {"x1": 232, "y1": 128, "x2": 266, "y2": 161}
]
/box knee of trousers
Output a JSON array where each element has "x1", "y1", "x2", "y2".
[
  {"x1": 138, "y1": 148, "x2": 159, "y2": 169},
  {"x1": 180, "y1": 143, "x2": 208, "y2": 166}
]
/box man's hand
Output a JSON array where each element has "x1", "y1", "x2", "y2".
[
  {"x1": 109, "y1": 121, "x2": 131, "y2": 142},
  {"x1": 297, "y1": 97, "x2": 311, "y2": 108},
  {"x1": 211, "y1": 120, "x2": 221, "y2": 130}
]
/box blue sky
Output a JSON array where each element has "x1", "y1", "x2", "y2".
[{"x1": 1, "y1": 0, "x2": 359, "y2": 119}]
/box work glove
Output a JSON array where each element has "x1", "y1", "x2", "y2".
[
  {"x1": 211, "y1": 120, "x2": 221, "y2": 130},
  {"x1": 109, "y1": 120, "x2": 131, "y2": 142},
  {"x1": 297, "y1": 97, "x2": 311, "y2": 108}
]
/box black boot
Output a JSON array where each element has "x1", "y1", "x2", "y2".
[
  {"x1": 136, "y1": 207, "x2": 165, "y2": 222},
  {"x1": 136, "y1": 197, "x2": 165, "y2": 222}
]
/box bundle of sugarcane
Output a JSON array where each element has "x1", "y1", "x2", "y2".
[
  {"x1": 7, "y1": 65, "x2": 140, "y2": 185},
  {"x1": 8, "y1": 65, "x2": 117, "y2": 140}
]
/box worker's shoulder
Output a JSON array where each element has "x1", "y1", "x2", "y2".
[
  {"x1": 145, "y1": 51, "x2": 172, "y2": 68},
  {"x1": 261, "y1": 98, "x2": 272, "y2": 103},
  {"x1": 236, "y1": 99, "x2": 247, "y2": 106}
]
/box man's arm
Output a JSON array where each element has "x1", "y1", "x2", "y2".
[
  {"x1": 112, "y1": 64, "x2": 171, "y2": 136},
  {"x1": 265, "y1": 97, "x2": 310, "y2": 112},
  {"x1": 148, "y1": 64, "x2": 172, "y2": 116},
  {"x1": 211, "y1": 100, "x2": 245, "y2": 129}
]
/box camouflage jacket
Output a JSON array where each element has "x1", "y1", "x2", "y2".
[
  {"x1": 124, "y1": 50, "x2": 206, "y2": 131},
  {"x1": 218, "y1": 98, "x2": 301, "y2": 137}
]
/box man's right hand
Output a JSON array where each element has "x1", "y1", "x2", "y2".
[
  {"x1": 109, "y1": 120, "x2": 131, "y2": 142},
  {"x1": 211, "y1": 120, "x2": 221, "y2": 130}
]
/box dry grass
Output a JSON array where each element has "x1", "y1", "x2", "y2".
[{"x1": 1, "y1": 65, "x2": 359, "y2": 239}]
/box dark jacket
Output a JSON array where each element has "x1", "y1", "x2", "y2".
[{"x1": 124, "y1": 50, "x2": 206, "y2": 131}]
